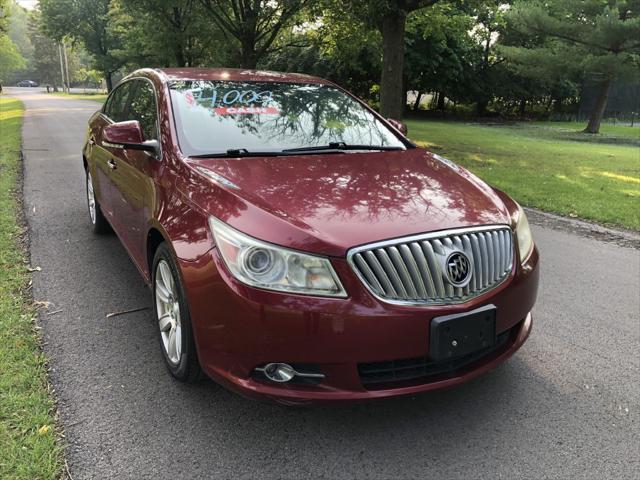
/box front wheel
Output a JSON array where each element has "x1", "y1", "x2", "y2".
[
  {"x1": 153, "y1": 243, "x2": 202, "y2": 382},
  {"x1": 86, "y1": 170, "x2": 110, "y2": 234}
]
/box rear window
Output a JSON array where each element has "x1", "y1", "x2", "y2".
[{"x1": 168, "y1": 81, "x2": 405, "y2": 156}]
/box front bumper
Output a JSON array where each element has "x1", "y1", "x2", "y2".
[{"x1": 181, "y1": 245, "x2": 539, "y2": 404}]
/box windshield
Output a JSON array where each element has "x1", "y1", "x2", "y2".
[{"x1": 168, "y1": 81, "x2": 406, "y2": 156}]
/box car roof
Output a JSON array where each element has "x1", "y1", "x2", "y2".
[{"x1": 153, "y1": 68, "x2": 330, "y2": 85}]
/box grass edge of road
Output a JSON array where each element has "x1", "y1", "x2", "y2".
[
  {"x1": 50, "y1": 91, "x2": 108, "y2": 103},
  {"x1": 0, "y1": 96, "x2": 65, "y2": 479}
]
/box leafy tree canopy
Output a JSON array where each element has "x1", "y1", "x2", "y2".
[
  {"x1": 265, "y1": 1, "x2": 382, "y2": 100},
  {"x1": 405, "y1": 3, "x2": 480, "y2": 106},
  {"x1": 112, "y1": 0, "x2": 226, "y2": 68},
  {"x1": 199, "y1": 0, "x2": 310, "y2": 68},
  {"x1": 503, "y1": 0, "x2": 640, "y2": 131},
  {"x1": 0, "y1": 35, "x2": 25, "y2": 81},
  {"x1": 40, "y1": 0, "x2": 124, "y2": 90}
]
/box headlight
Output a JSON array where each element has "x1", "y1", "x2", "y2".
[
  {"x1": 209, "y1": 217, "x2": 347, "y2": 297},
  {"x1": 515, "y1": 204, "x2": 534, "y2": 262}
]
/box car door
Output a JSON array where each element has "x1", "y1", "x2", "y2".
[
  {"x1": 108, "y1": 78, "x2": 160, "y2": 270},
  {"x1": 91, "y1": 82, "x2": 134, "y2": 222}
]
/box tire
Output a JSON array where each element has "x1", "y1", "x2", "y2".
[
  {"x1": 86, "y1": 170, "x2": 110, "y2": 234},
  {"x1": 152, "y1": 243, "x2": 202, "y2": 382}
]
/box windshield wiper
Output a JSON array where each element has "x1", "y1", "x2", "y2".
[
  {"x1": 189, "y1": 147, "x2": 348, "y2": 158},
  {"x1": 189, "y1": 143, "x2": 403, "y2": 158},
  {"x1": 189, "y1": 148, "x2": 283, "y2": 158},
  {"x1": 282, "y1": 142, "x2": 404, "y2": 153}
]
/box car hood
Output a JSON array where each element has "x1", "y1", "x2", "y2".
[{"x1": 188, "y1": 148, "x2": 513, "y2": 257}]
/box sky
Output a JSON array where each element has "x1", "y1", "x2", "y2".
[{"x1": 16, "y1": 0, "x2": 37, "y2": 10}]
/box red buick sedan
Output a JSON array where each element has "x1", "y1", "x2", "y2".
[{"x1": 83, "y1": 68, "x2": 539, "y2": 404}]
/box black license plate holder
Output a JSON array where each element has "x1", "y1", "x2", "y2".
[{"x1": 429, "y1": 305, "x2": 496, "y2": 362}]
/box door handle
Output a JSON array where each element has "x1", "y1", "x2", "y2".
[{"x1": 107, "y1": 159, "x2": 117, "y2": 170}]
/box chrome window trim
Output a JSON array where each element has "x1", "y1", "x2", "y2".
[{"x1": 346, "y1": 224, "x2": 515, "y2": 307}]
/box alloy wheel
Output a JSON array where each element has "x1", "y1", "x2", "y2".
[
  {"x1": 86, "y1": 172, "x2": 96, "y2": 224},
  {"x1": 155, "y1": 259, "x2": 182, "y2": 365}
]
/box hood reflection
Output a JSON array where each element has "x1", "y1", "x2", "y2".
[{"x1": 190, "y1": 149, "x2": 510, "y2": 254}]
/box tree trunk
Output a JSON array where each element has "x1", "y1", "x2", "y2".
[
  {"x1": 172, "y1": 7, "x2": 187, "y2": 67},
  {"x1": 476, "y1": 98, "x2": 488, "y2": 116},
  {"x1": 545, "y1": 96, "x2": 553, "y2": 113},
  {"x1": 239, "y1": 38, "x2": 258, "y2": 69},
  {"x1": 519, "y1": 98, "x2": 526, "y2": 117},
  {"x1": 105, "y1": 72, "x2": 113, "y2": 92},
  {"x1": 475, "y1": 34, "x2": 492, "y2": 117},
  {"x1": 379, "y1": 10, "x2": 407, "y2": 119},
  {"x1": 584, "y1": 78, "x2": 611, "y2": 134},
  {"x1": 552, "y1": 97, "x2": 562, "y2": 113},
  {"x1": 429, "y1": 92, "x2": 437, "y2": 109},
  {"x1": 174, "y1": 42, "x2": 187, "y2": 67},
  {"x1": 437, "y1": 92, "x2": 445, "y2": 111},
  {"x1": 413, "y1": 92, "x2": 423, "y2": 111}
]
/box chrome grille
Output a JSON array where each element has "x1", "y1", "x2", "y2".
[{"x1": 348, "y1": 226, "x2": 514, "y2": 305}]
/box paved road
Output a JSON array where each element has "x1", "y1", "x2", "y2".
[{"x1": 8, "y1": 87, "x2": 640, "y2": 479}]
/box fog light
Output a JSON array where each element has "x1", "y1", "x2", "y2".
[
  {"x1": 254, "y1": 363, "x2": 326, "y2": 384},
  {"x1": 263, "y1": 363, "x2": 296, "y2": 383}
]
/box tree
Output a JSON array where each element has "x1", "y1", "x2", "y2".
[
  {"x1": 0, "y1": 35, "x2": 25, "y2": 82},
  {"x1": 264, "y1": 3, "x2": 382, "y2": 101},
  {"x1": 7, "y1": 0, "x2": 34, "y2": 61},
  {"x1": 0, "y1": 0, "x2": 8, "y2": 34},
  {"x1": 505, "y1": 0, "x2": 640, "y2": 133},
  {"x1": 404, "y1": 4, "x2": 479, "y2": 111},
  {"x1": 113, "y1": 0, "x2": 222, "y2": 68},
  {"x1": 379, "y1": 0, "x2": 439, "y2": 119},
  {"x1": 466, "y1": 1, "x2": 512, "y2": 115},
  {"x1": 28, "y1": 10, "x2": 63, "y2": 89},
  {"x1": 40, "y1": 0, "x2": 124, "y2": 90},
  {"x1": 0, "y1": 1, "x2": 26, "y2": 83},
  {"x1": 75, "y1": 67, "x2": 99, "y2": 87},
  {"x1": 499, "y1": 38, "x2": 582, "y2": 116},
  {"x1": 347, "y1": 0, "x2": 440, "y2": 119},
  {"x1": 198, "y1": 0, "x2": 308, "y2": 68}
]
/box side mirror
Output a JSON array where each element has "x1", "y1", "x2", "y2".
[
  {"x1": 387, "y1": 118, "x2": 408, "y2": 136},
  {"x1": 103, "y1": 120, "x2": 158, "y2": 153}
]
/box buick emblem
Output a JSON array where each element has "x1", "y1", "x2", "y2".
[{"x1": 445, "y1": 251, "x2": 472, "y2": 287}]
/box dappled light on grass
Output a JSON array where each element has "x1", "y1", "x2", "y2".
[
  {"x1": 455, "y1": 152, "x2": 500, "y2": 166},
  {"x1": 0, "y1": 108, "x2": 23, "y2": 122},
  {"x1": 414, "y1": 140, "x2": 442, "y2": 150},
  {"x1": 620, "y1": 189, "x2": 639, "y2": 197},
  {"x1": 598, "y1": 171, "x2": 640, "y2": 185}
]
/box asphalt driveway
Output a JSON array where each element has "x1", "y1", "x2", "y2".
[{"x1": 8, "y1": 87, "x2": 640, "y2": 479}]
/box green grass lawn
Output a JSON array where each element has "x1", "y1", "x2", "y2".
[
  {"x1": 0, "y1": 97, "x2": 64, "y2": 479},
  {"x1": 406, "y1": 120, "x2": 640, "y2": 230},
  {"x1": 51, "y1": 91, "x2": 108, "y2": 103}
]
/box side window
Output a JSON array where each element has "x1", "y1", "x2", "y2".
[
  {"x1": 127, "y1": 80, "x2": 158, "y2": 141},
  {"x1": 104, "y1": 82, "x2": 132, "y2": 122}
]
